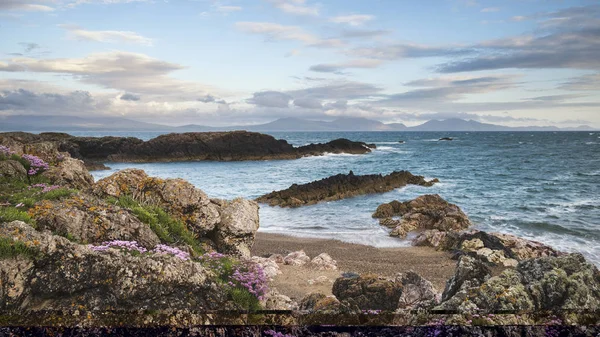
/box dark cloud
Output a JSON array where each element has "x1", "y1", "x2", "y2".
[
  {"x1": 351, "y1": 44, "x2": 473, "y2": 60},
  {"x1": 560, "y1": 73, "x2": 600, "y2": 91},
  {"x1": 293, "y1": 97, "x2": 322, "y2": 109},
  {"x1": 0, "y1": 88, "x2": 102, "y2": 114},
  {"x1": 339, "y1": 29, "x2": 390, "y2": 39},
  {"x1": 197, "y1": 94, "x2": 216, "y2": 103},
  {"x1": 437, "y1": 5, "x2": 600, "y2": 72},
  {"x1": 120, "y1": 93, "x2": 140, "y2": 101},
  {"x1": 247, "y1": 91, "x2": 292, "y2": 108},
  {"x1": 19, "y1": 42, "x2": 40, "y2": 53}
]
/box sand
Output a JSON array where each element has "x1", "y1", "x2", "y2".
[{"x1": 251, "y1": 232, "x2": 458, "y2": 301}]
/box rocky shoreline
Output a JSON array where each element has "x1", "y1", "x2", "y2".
[
  {"x1": 0, "y1": 132, "x2": 375, "y2": 170},
  {"x1": 0, "y1": 137, "x2": 599, "y2": 331},
  {"x1": 256, "y1": 171, "x2": 438, "y2": 207}
]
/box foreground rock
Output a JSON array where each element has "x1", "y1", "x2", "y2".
[
  {"x1": 0, "y1": 131, "x2": 374, "y2": 164},
  {"x1": 374, "y1": 194, "x2": 471, "y2": 238},
  {"x1": 42, "y1": 157, "x2": 94, "y2": 190},
  {"x1": 91, "y1": 169, "x2": 259, "y2": 257},
  {"x1": 437, "y1": 253, "x2": 600, "y2": 320},
  {"x1": 0, "y1": 160, "x2": 27, "y2": 179},
  {"x1": 0, "y1": 221, "x2": 231, "y2": 312},
  {"x1": 256, "y1": 171, "x2": 438, "y2": 207},
  {"x1": 332, "y1": 274, "x2": 403, "y2": 311},
  {"x1": 30, "y1": 194, "x2": 161, "y2": 247}
]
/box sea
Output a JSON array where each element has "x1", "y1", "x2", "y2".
[{"x1": 70, "y1": 131, "x2": 600, "y2": 265}]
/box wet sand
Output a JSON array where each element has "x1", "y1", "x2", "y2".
[{"x1": 252, "y1": 232, "x2": 457, "y2": 300}]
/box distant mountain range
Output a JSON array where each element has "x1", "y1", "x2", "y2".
[{"x1": 0, "y1": 115, "x2": 596, "y2": 132}]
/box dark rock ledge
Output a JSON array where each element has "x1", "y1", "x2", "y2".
[
  {"x1": 0, "y1": 131, "x2": 375, "y2": 169},
  {"x1": 256, "y1": 171, "x2": 438, "y2": 208}
]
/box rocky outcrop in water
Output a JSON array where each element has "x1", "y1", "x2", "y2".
[
  {"x1": 374, "y1": 194, "x2": 471, "y2": 238},
  {"x1": 256, "y1": 171, "x2": 438, "y2": 208},
  {"x1": 0, "y1": 131, "x2": 374, "y2": 166}
]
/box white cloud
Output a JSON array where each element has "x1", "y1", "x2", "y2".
[
  {"x1": 329, "y1": 14, "x2": 374, "y2": 26},
  {"x1": 58, "y1": 24, "x2": 154, "y2": 46},
  {"x1": 235, "y1": 22, "x2": 344, "y2": 48},
  {"x1": 265, "y1": 0, "x2": 319, "y2": 16},
  {"x1": 309, "y1": 59, "x2": 383, "y2": 73},
  {"x1": 0, "y1": 0, "x2": 54, "y2": 11}
]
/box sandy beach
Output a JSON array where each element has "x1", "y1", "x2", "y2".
[{"x1": 251, "y1": 232, "x2": 458, "y2": 300}]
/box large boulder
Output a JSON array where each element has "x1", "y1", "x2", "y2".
[
  {"x1": 332, "y1": 274, "x2": 403, "y2": 311},
  {"x1": 30, "y1": 194, "x2": 160, "y2": 248},
  {"x1": 211, "y1": 198, "x2": 259, "y2": 258},
  {"x1": 43, "y1": 157, "x2": 94, "y2": 190},
  {"x1": 0, "y1": 221, "x2": 230, "y2": 312},
  {"x1": 396, "y1": 271, "x2": 439, "y2": 310},
  {"x1": 374, "y1": 195, "x2": 472, "y2": 238},
  {"x1": 0, "y1": 160, "x2": 27, "y2": 179},
  {"x1": 92, "y1": 169, "x2": 221, "y2": 235},
  {"x1": 437, "y1": 253, "x2": 600, "y2": 319}
]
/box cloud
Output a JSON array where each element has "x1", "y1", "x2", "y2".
[
  {"x1": 197, "y1": 94, "x2": 217, "y2": 103},
  {"x1": 351, "y1": 43, "x2": 472, "y2": 60},
  {"x1": 0, "y1": 88, "x2": 105, "y2": 114},
  {"x1": 560, "y1": 73, "x2": 600, "y2": 91},
  {"x1": 0, "y1": 51, "x2": 219, "y2": 99},
  {"x1": 120, "y1": 93, "x2": 140, "y2": 101},
  {"x1": 247, "y1": 91, "x2": 292, "y2": 108},
  {"x1": 265, "y1": 0, "x2": 319, "y2": 16},
  {"x1": 329, "y1": 14, "x2": 374, "y2": 26},
  {"x1": 235, "y1": 22, "x2": 343, "y2": 48},
  {"x1": 481, "y1": 7, "x2": 499, "y2": 13},
  {"x1": 339, "y1": 29, "x2": 390, "y2": 39},
  {"x1": 0, "y1": 0, "x2": 54, "y2": 11},
  {"x1": 438, "y1": 5, "x2": 600, "y2": 72},
  {"x1": 309, "y1": 59, "x2": 383, "y2": 74},
  {"x1": 58, "y1": 24, "x2": 154, "y2": 46},
  {"x1": 19, "y1": 42, "x2": 40, "y2": 53},
  {"x1": 293, "y1": 96, "x2": 322, "y2": 109}
]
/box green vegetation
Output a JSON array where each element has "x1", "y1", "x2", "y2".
[
  {"x1": 107, "y1": 195, "x2": 204, "y2": 254},
  {"x1": 228, "y1": 287, "x2": 262, "y2": 312},
  {"x1": 0, "y1": 237, "x2": 39, "y2": 260},
  {"x1": 0, "y1": 176, "x2": 76, "y2": 225}
]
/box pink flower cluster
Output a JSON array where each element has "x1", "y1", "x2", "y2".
[
  {"x1": 90, "y1": 240, "x2": 148, "y2": 254},
  {"x1": 229, "y1": 262, "x2": 269, "y2": 301},
  {"x1": 0, "y1": 145, "x2": 14, "y2": 157},
  {"x1": 153, "y1": 244, "x2": 190, "y2": 260},
  {"x1": 21, "y1": 154, "x2": 49, "y2": 175},
  {"x1": 264, "y1": 330, "x2": 295, "y2": 337},
  {"x1": 90, "y1": 240, "x2": 191, "y2": 260},
  {"x1": 29, "y1": 183, "x2": 61, "y2": 193}
]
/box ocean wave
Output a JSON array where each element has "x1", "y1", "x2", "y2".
[
  {"x1": 374, "y1": 146, "x2": 410, "y2": 154},
  {"x1": 374, "y1": 141, "x2": 406, "y2": 145}
]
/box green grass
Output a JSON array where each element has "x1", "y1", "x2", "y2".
[
  {"x1": 0, "y1": 207, "x2": 33, "y2": 224},
  {"x1": 107, "y1": 195, "x2": 204, "y2": 254},
  {"x1": 0, "y1": 237, "x2": 39, "y2": 260},
  {"x1": 228, "y1": 287, "x2": 262, "y2": 312}
]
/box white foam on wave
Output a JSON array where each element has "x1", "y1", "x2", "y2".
[
  {"x1": 374, "y1": 141, "x2": 405, "y2": 145},
  {"x1": 374, "y1": 146, "x2": 410, "y2": 154},
  {"x1": 258, "y1": 227, "x2": 411, "y2": 247},
  {"x1": 585, "y1": 142, "x2": 598, "y2": 145}
]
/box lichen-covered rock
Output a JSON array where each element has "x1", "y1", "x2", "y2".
[
  {"x1": 440, "y1": 255, "x2": 491, "y2": 304},
  {"x1": 30, "y1": 194, "x2": 160, "y2": 247},
  {"x1": 396, "y1": 271, "x2": 439, "y2": 310},
  {"x1": 413, "y1": 229, "x2": 560, "y2": 266},
  {"x1": 437, "y1": 253, "x2": 600, "y2": 320},
  {"x1": 309, "y1": 253, "x2": 337, "y2": 271},
  {"x1": 212, "y1": 198, "x2": 259, "y2": 257},
  {"x1": 375, "y1": 195, "x2": 472, "y2": 239},
  {"x1": 332, "y1": 274, "x2": 403, "y2": 311},
  {"x1": 0, "y1": 160, "x2": 27, "y2": 179},
  {"x1": 43, "y1": 157, "x2": 94, "y2": 189},
  {"x1": 0, "y1": 221, "x2": 231, "y2": 312},
  {"x1": 268, "y1": 254, "x2": 285, "y2": 264},
  {"x1": 92, "y1": 169, "x2": 221, "y2": 235},
  {"x1": 284, "y1": 250, "x2": 311, "y2": 266},
  {"x1": 256, "y1": 171, "x2": 437, "y2": 208}
]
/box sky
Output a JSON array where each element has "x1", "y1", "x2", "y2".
[{"x1": 0, "y1": 0, "x2": 599, "y2": 127}]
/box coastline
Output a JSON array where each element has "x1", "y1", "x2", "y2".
[{"x1": 252, "y1": 232, "x2": 458, "y2": 294}]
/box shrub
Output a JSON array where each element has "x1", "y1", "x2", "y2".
[{"x1": 229, "y1": 287, "x2": 262, "y2": 312}]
